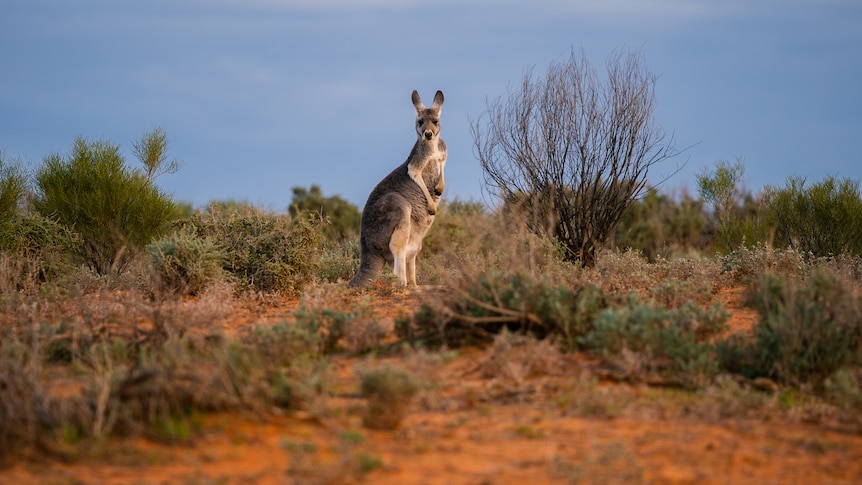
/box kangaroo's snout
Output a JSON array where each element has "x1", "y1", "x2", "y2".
[{"x1": 424, "y1": 130, "x2": 433, "y2": 140}]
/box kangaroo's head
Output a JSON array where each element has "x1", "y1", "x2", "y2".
[{"x1": 411, "y1": 90, "x2": 444, "y2": 142}]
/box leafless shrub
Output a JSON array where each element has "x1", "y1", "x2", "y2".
[{"x1": 473, "y1": 47, "x2": 680, "y2": 267}]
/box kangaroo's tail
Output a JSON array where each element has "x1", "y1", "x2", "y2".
[{"x1": 348, "y1": 251, "x2": 386, "y2": 288}]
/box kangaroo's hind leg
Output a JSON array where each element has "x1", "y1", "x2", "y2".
[
  {"x1": 406, "y1": 254, "x2": 417, "y2": 286},
  {"x1": 388, "y1": 208, "x2": 412, "y2": 286}
]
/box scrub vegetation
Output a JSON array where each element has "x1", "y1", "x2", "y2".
[{"x1": 3, "y1": 51, "x2": 862, "y2": 482}]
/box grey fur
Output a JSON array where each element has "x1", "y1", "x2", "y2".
[{"x1": 348, "y1": 90, "x2": 447, "y2": 288}]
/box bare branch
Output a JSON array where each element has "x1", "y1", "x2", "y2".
[{"x1": 472, "y1": 47, "x2": 680, "y2": 267}]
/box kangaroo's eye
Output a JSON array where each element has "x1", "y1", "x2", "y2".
[{"x1": 433, "y1": 120, "x2": 439, "y2": 125}]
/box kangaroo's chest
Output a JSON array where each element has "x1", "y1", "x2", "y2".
[{"x1": 424, "y1": 144, "x2": 446, "y2": 190}]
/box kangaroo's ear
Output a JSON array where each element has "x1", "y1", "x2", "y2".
[
  {"x1": 411, "y1": 90, "x2": 425, "y2": 110},
  {"x1": 432, "y1": 90, "x2": 444, "y2": 109}
]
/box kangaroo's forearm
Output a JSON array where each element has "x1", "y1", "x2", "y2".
[{"x1": 407, "y1": 162, "x2": 436, "y2": 206}]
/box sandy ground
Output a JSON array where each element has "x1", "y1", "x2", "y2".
[{"x1": 6, "y1": 286, "x2": 862, "y2": 485}]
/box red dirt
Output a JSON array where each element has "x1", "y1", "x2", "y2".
[{"x1": 6, "y1": 286, "x2": 862, "y2": 484}]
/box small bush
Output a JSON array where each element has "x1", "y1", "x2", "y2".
[
  {"x1": 418, "y1": 200, "x2": 575, "y2": 288},
  {"x1": 0, "y1": 213, "x2": 81, "y2": 292},
  {"x1": 317, "y1": 241, "x2": 359, "y2": 283},
  {"x1": 292, "y1": 285, "x2": 386, "y2": 354},
  {"x1": 147, "y1": 225, "x2": 224, "y2": 296},
  {"x1": 590, "y1": 250, "x2": 720, "y2": 307},
  {"x1": 580, "y1": 296, "x2": 727, "y2": 386},
  {"x1": 823, "y1": 368, "x2": 862, "y2": 411},
  {"x1": 405, "y1": 271, "x2": 607, "y2": 349},
  {"x1": 33, "y1": 131, "x2": 180, "y2": 275},
  {"x1": 190, "y1": 202, "x2": 323, "y2": 293},
  {"x1": 717, "y1": 269, "x2": 862, "y2": 387},
  {"x1": 242, "y1": 321, "x2": 322, "y2": 367},
  {"x1": 694, "y1": 158, "x2": 765, "y2": 253},
  {"x1": 477, "y1": 330, "x2": 563, "y2": 383},
  {"x1": 359, "y1": 364, "x2": 419, "y2": 430},
  {"x1": 0, "y1": 357, "x2": 55, "y2": 461},
  {"x1": 719, "y1": 244, "x2": 808, "y2": 285}
]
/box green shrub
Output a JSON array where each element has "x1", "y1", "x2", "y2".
[
  {"x1": 33, "y1": 130, "x2": 180, "y2": 275},
  {"x1": 0, "y1": 213, "x2": 81, "y2": 291},
  {"x1": 762, "y1": 175, "x2": 862, "y2": 257},
  {"x1": 288, "y1": 185, "x2": 360, "y2": 244},
  {"x1": 146, "y1": 225, "x2": 224, "y2": 296},
  {"x1": 0, "y1": 152, "x2": 27, "y2": 226},
  {"x1": 613, "y1": 187, "x2": 707, "y2": 260},
  {"x1": 717, "y1": 269, "x2": 862, "y2": 387},
  {"x1": 190, "y1": 202, "x2": 323, "y2": 293}
]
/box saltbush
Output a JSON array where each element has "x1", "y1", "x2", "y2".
[
  {"x1": 405, "y1": 271, "x2": 607, "y2": 348},
  {"x1": 146, "y1": 225, "x2": 224, "y2": 296},
  {"x1": 580, "y1": 296, "x2": 728, "y2": 384},
  {"x1": 717, "y1": 269, "x2": 862, "y2": 387},
  {"x1": 0, "y1": 213, "x2": 81, "y2": 292},
  {"x1": 190, "y1": 202, "x2": 323, "y2": 293}
]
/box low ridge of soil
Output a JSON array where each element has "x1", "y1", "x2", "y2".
[{"x1": 6, "y1": 286, "x2": 862, "y2": 484}]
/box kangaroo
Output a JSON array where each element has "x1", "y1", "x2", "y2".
[{"x1": 348, "y1": 90, "x2": 447, "y2": 288}]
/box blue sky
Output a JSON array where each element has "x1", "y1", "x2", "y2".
[{"x1": 2, "y1": 0, "x2": 861, "y2": 210}]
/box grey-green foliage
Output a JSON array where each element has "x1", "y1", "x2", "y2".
[
  {"x1": 190, "y1": 202, "x2": 323, "y2": 293},
  {"x1": 717, "y1": 269, "x2": 862, "y2": 387},
  {"x1": 146, "y1": 225, "x2": 224, "y2": 296},
  {"x1": 33, "y1": 129, "x2": 180, "y2": 275},
  {"x1": 0, "y1": 213, "x2": 81, "y2": 290},
  {"x1": 761, "y1": 175, "x2": 862, "y2": 257},
  {"x1": 406, "y1": 271, "x2": 608, "y2": 349},
  {"x1": 580, "y1": 296, "x2": 728, "y2": 382}
]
